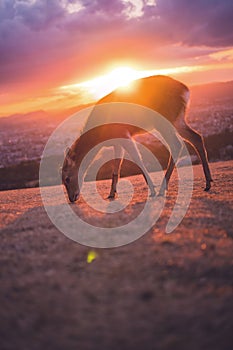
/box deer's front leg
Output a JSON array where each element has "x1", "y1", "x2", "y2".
[
  {"x1": 122, "y1": 138, "x2": 156, "y2": 197},
  {"x1": 108, "y1": 145, "x2": 124, "y2": 199},
  {"x1": 108, "y1": 173, "x2": 119, "y2": 199}
]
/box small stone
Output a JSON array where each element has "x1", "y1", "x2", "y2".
[{"x1": 201, "y1": 242, "x2": 207, "y2": 250}]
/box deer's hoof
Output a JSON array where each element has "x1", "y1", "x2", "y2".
[
  {"x1": 158, "y1": 187, "x2": 166, "y2": 197},
  {"x1": 150, "y1": 192, "x2": 156, "y2": 198},
  {"x1": 107, "y1": 194, "x2": 116, "y2": 200},
  {"x1": 204, "y1": 180, "x2": 213, "y2": 191},
  {"x1": 158, "y1": 192, "x2": 165, "y2": 197}
]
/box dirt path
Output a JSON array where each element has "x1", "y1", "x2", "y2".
[{"x1": 0, "y1": 161, "x2": 232, "y2": 350}]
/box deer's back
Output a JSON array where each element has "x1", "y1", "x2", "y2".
[{"x1": 98, "y1": 75, "x2": 189, "y2": 122}]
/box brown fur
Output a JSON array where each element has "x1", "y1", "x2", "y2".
[{"x1": 62, "y1": 75, "x2": 212, "y2": 202}]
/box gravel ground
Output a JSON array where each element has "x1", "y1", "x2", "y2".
[{"x1": 0, "y1": 161, "x2": 232, "y2": 350}]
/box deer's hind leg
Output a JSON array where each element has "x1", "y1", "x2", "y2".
[
  {"x1": 108, "y1": 145, "x2": 124, "y2": 199},
  {"x1": 158, "y1": 132, "x2": 183, "y2": 196},
  {"x1": 176, "y1": 122, "x2": 213, "y2": 191}
]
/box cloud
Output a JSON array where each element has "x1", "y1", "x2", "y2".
[
  {"x1": 151, "y1": 0, "x2": 233, "y2": 47},
  {"x1": 0, "y1": 0, "x2": 233, "y2": 95},
  {"x1": 15, "y1": 0, "x2": 65, "y2": 31}
]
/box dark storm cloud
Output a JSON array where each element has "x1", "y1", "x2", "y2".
[{"x1": 0, "y1": 0, "x2": 232, "y2": 90}]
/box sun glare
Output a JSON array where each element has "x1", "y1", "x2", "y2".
[
  {"x1": 60, "y1": 65, "x2": 195, "y2": 101},
  {"x1": 59, "y1": 63, "x2": 219, "y2": 103},
  {"x1": 61, "y1": 66, "x2": 140, "y2": 100},
  {"x1": 109, "y1": 67, "x2": 137, "y2": 87}
]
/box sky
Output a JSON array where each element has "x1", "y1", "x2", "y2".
[{"x1": 0, "y1": 0, "x2": 233, "y2": 116}]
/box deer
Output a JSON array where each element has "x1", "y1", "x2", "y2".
[{"x1": 62, "y1": 75, "x2": 212, "y2": 203}]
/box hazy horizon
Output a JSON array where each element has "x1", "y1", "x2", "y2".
[{"x1": 1, "y1": 76, "x2": 233, "y2": 119}]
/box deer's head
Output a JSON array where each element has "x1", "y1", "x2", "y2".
[{"x1": 62, "y1": 148, "x2": 80, "y2": 203}]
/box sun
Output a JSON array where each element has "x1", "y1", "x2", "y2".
[
  {"x1": 78, "y1": 66, "x2": 138, "y2": 99},
  {"x1": 60, "y1": 66, "x2": 141, "y2": 101},
  {"x1": 107, "y1": 66, "x2": 137, "y2": 87}
]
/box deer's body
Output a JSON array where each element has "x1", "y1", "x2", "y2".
[{"x1": 62, "y1": 75, "x2": 212, "y2": 202}]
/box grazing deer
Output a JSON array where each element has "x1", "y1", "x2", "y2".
[{"x1": 62, "y1": 75, "x2": 212, "y2": 202}]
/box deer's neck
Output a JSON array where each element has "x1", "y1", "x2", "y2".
[{"x1": 72, "y1": 127, "x2": 104, "y2": 180}]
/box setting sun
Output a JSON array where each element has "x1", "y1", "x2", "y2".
[
  {"x1": 61, "y1": 66, "x2": 139, "y2": 100},
  {"x1": 106, "y1": 67, "x2": 138, "y2": 87}
]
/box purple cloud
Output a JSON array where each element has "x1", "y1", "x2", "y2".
[
  {"x1": 0, "y1": 0, "x2": 232, "y2": 93},
  {"x1": 152, "y1": 0, "x2": 233, "y2": 47}
]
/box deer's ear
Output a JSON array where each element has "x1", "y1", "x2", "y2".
[{"x1": 65, "y1": 147, "x2": 71, "y2": 157}]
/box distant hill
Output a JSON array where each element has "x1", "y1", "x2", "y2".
[
  {"x1": 190, "y1": 80, "x2": 233, "y2": 103},
  {"x1": 0, "y1": 79, "x2": 232, "y2": 130},
  {"x1": 0, "y1": 105, "x2": 91, "y2": 128},
  {"x1": 1, "y1": 80, "x2": 233, "y2": 123}
]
